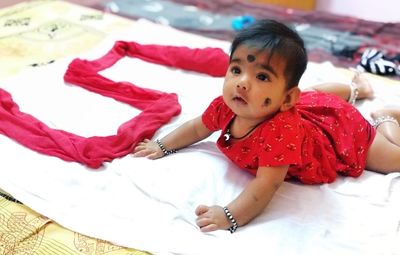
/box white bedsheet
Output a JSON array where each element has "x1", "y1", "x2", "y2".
[{"x1": 0, "y1": 20, "x2": 399, "y2": 255}]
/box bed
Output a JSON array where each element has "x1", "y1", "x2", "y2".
[{"x1": 1, "y1": 1, "x2": 399, "y2": 255}]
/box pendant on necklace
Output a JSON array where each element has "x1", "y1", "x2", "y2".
[
  {"x1": 224, "y1": 128, "x2": 232, "y2": 142},
  {"x1": 224, "y1": 133, "x2": 231, "y2": 142}
]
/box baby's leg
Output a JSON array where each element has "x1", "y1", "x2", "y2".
[
  {"x1": 306, "y1": 72, "x2": 374, "y2": 102},
  {"x1": 366, "y1": 109, "x2": 400, "y2": 173},
  {"x1": 371, "y1": 109, "x2": 400, "y2": 145}
]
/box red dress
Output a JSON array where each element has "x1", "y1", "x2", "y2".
[{"x1": 201, "y1": 91, "x2": 376, "y2": 184}]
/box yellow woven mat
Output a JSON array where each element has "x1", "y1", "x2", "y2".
[
  {"x1": 0, "y1": 0, "x2": 133, "y2": 79},
  {"x1": 0, "y1": 196, "x2": 151, "y2": 255}
]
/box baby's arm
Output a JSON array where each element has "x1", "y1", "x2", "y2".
[
  {"x1": 133, "y1": 116, "x2": 213, "y2": 159},
  {"x1": 195, "y1": 164, "x2": 288, "y2": 232}
]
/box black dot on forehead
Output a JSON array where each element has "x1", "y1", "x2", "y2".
[{"x1": 247, "y1": 54, "x2": 256, "y2": 62}]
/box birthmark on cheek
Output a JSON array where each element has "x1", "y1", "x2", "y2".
[
  {"x1": 247, "y1": 54, "x2": 256, "y2": 62},
  {"x1": 264, "y1": 98, "x2": 271, "y2": 106}
]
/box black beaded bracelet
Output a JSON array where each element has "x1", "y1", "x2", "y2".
[
  {"x1": 155, "y1": 139, "x2": 177, "y2": 156},
  {"x1": 223, "y1": 206, "x2": 238, "y2": 233}
]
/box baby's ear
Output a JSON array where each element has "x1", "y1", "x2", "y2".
[{"x1": 280, "y1": 87, "x2": 300, "y2": 112}]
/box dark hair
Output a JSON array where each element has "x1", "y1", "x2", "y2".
[{"x1": 230, "y1": 19, "x2": 307, "y2": 89}]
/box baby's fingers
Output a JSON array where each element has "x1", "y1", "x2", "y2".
[
  {"x1": 199, "y1": 223, "x2": 219, "y2": 233},
  {"x1": 147, "y1": 151, "x2": 162, "y2": 160},
  {"x1": 195, "y1": 205, "x2": 209, "y2": 216},
  {"x1": 132, "y1": 140, "x2": 151, "y2": 153},
  {"x1": 132, "y1": 148, "x2": 152, "y2": 157}
]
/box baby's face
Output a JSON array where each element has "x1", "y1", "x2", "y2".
[{"x1": 222, "y1": 44, "x2": 289, "y2": 123}]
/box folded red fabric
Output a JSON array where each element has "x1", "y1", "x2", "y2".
[{"x1": 0, "y1": 41, "x2": 229, "y2": 169}]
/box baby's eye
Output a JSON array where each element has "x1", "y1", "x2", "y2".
[
  {"x1": 230, "y1": 66, "x2": 241, "y2": 75},
  {"x1": 257, "y1": 73, "x2": 270, "y2": 81}
]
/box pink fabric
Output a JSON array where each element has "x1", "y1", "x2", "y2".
[{"x1": 0, "y1": 41, "x2": 229, "y2": 169}]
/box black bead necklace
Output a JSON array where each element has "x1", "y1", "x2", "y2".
[{"x1": 224, "y1": 119, "x2": 263, "y2": 141}]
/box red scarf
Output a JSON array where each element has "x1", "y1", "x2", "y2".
[{"x1": 0, "y1": 41, "x2": 229, "y2": 169}]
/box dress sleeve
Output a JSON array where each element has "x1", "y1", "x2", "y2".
[
  {"x1": 258, "y1": 110, "x2": 304, "y2": 167},
  {"x1": 201, "y1": 96, "x2": 231, "y2": 131}
]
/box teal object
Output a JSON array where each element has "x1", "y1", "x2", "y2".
[{"x1": 232, "y1": 15, "x2": 256, "y2": 30}]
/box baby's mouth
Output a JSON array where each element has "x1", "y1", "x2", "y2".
[{"x1": 232, "y1": 95, "x2": 247, "y2": 104}]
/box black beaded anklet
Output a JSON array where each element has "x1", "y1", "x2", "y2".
[
  {"x1": 155, "y1": 139, "x2": 177, "y2": 156},
  {"x1": 223, "y1": 206, "x2": 238, "y2": 233}
]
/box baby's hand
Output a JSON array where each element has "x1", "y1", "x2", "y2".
[
  {"x1": 132, "y1": 139, "x2": 163, "y2": 159},
  {"x1": 195, "y1": 205, "x2": 230, "y2": 232}
]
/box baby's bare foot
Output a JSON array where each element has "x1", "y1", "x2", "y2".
[{"x1": 352, "y1": 72, "x2": 374, "y2": 99}]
